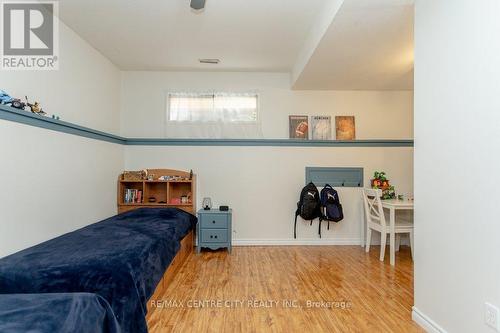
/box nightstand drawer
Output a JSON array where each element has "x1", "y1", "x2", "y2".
[
  {"x1": 201, "y1": 229, "x2": 228, "y2": 243},
  {"x1": 201, "y1": 214, "x2": 228, "y2": 229}
]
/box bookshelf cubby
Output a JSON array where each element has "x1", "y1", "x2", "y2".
[
  {"x1": 117, "y1": 169, "x2": 196, "y2": 214},
  {"x1": 145, "y1": 182, "x2": 168, "y2": 204}
]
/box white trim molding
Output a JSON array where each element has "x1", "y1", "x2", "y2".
[
  {"x1": 412, "y1": 307, "x2": 447, "y2": 333},
  {"x1": 232, "y1": 238, "x2": 362, "y2": 246}
]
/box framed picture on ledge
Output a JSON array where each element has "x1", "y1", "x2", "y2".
[
  {"x1": 335, "y1": 116, "x2": 356, "y2": 140},
  {"x1": 289, "y1": 115, "x2": 309, "y2": 139},
  {"x1": 311, "y1": 116, "x2": 332, "y2": 140}
]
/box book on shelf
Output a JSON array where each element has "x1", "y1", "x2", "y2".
[{"x1": 124, "y1": 189, "x2": 142, "y2": 204}]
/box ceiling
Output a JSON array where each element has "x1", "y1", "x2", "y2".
[
  {"x1": 58, "y1": 0, "x2": 327, "y2": 72},
  {"x1": 58, "y1": 0, "x2": 414, "y2": 90},
  {"x1": 292, "y1": 0, "x2": 414, "y2": 90}
]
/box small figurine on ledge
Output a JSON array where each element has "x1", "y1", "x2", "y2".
[
  {"x1": 25, "y1": 96, "x2": 46, "y2": 115},
  {"x1": 9, "y1": 98, "x2": 26, "y2": 110},
  {"x1": 0, "y1": 90, "x2": 13, "y2": 105},
  {"x1": 0, "y1": 90, "x2": 27, "y2": 110},
  {"x1": 1, "y1": 91, "x2": 57, "y2": 119}
]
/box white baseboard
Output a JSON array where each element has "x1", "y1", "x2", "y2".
[
  {"x1": 232, "y1": 238, "x2": 362, "y2": 246},
  {"x1": 412, "y1": 307, "x2": 447, "y2": 333},
  {"x1": 196, "y1": 238, "x2": 410, "y2": 247}
]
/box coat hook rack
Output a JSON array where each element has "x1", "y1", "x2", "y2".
[{"x1": 305, "y1": 167, "x2": 364, "y2": 188}]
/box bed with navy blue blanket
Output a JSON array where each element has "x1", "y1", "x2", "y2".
[
  {"x1": 0, "y1": 293, "x2": 120, "y2": 333},
  {"x1": 0, "y1": 208, "x2": 197, "y2": 333}
]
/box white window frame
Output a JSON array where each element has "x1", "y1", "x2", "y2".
[{"x1": 166, "y1": 91, "x2": 260, "y2": 124}]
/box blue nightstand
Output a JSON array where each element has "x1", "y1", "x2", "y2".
[{"x1": 197, "y1": 209, "x2": 232, "y2": 253}]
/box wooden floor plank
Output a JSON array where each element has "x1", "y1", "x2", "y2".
[{"x1": 147, "y1": 246, "x2": 422, "y2": 333}]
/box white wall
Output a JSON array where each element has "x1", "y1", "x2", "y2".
[
  {"x1": 125, "y1": 146, "x2": 413, "y2": 244},
  {"x1": 0, "y1": 22, "x2": 121, "y2": 134},
  {"x1": 120, "y1": 71, "x2": 413, "y2": 139},
  {"x1": 0, "y1": 122, "x2": 123, "y2": 257},
  {"x1": 0, "y1": 37, "x2": 414, "y2": 253},
  {"x1": 121, "y1": 72, "x2": 413, "y2": 244},
  {"x1": 0, "y1": 20, "x2": 123, "y2": 257},
  {"x1": 413, "y1": 1, "x2": 500, "y2": 332},
  {"x1": 121, "y1": 71, "x2": 414, "y2": 243}
]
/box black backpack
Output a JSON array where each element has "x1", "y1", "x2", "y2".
[
  {"x1": 320, "y1": 184, "x2": 343, "y2": 223},
  {"x1": 294, "y1": 182, "x2": 321, "y2": 238},
  {"x1": 317, "y1": 184, "x2": 344, "y2": 238}
]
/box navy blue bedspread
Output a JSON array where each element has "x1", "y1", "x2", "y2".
[
  {"x1": 0, "y1": 292, "x2": 120, "y2": 333},
  {"x1": 0, "y1": 208, "x2": 197, "y2": 333}
]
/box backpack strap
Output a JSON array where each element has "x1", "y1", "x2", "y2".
[
  {"x1": 318, "y1": 219, "x2": 322, "y2": 238},
  {"x1": 294, "y1": 207, "x2": 299, "y2": 239}
]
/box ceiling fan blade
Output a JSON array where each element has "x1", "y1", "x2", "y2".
[{"x1": 190, "y1": 0, "x2": 206, "y2": 10}]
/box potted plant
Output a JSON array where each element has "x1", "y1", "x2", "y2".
[
  {"x1": 371, "y1": 171, "x2": 388, "y2": 189},
  {"x1": 371, "y1": 171, "x2": 396, "y2": 200},
  {"x1": 381, "y1": 185, "x2": 396, "y2": 200}
]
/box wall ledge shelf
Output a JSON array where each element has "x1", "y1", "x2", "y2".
[
  {"x1": 0, "y1": 105, "x2": 414, "y2": 147},
  {"x1": 125, "y1": 138, "x2": 413, "y2": 147},
  {"x1": 0, "y1": 104, "x2": 125, "y2": 144}
]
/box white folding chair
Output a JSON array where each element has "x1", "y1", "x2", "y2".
[{"x1": 362, "y1": 188, "x2": 414, "y2": 261}]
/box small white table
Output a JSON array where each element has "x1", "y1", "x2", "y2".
[{"x1": 381, "y1": 199, "x2": 414, "y2": 266}]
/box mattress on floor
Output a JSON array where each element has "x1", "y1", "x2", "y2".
[
  {"x1": 0, "y1": 208, "x2": 197, "y2": 333},
  {"x1": 0, "y1": 292, "x2": 120, "y2": 333}
]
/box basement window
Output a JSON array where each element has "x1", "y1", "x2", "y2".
[{"x1": 167, "y1": 92, "x2": 258, "y2": 123}]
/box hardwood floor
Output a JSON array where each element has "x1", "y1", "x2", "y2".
[{"x1": 147, "y1": 246, "x2": 422, "y2": 333}]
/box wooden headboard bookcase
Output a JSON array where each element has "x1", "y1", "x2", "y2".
[
  {"x1": 117, "y1": 169, "x2": 197, "y2": 316},
  {"x1": 117, "y1": 169, "x2": 196, "y2": 214}
]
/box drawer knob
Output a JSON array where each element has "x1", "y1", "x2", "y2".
[
  {"x1": 212, "y1": 220, "x2": 215, "y2": 224},
  {"x1": 215, "y1": 235, "x2": 218, "y2": 239},
  {"x1": 210, "y1": 235, "x2": 213, "y2": 239}
]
